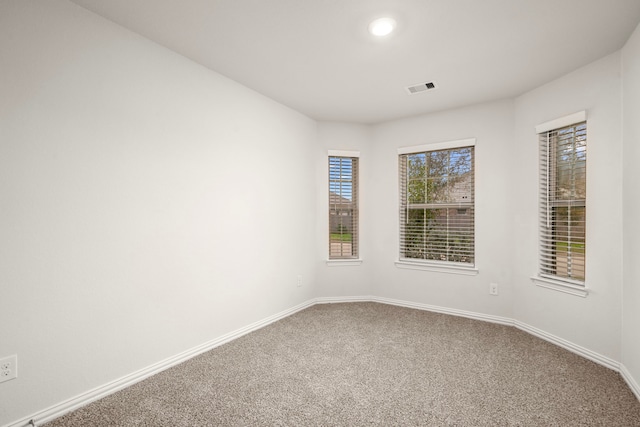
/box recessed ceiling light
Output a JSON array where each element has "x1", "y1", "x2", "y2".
[{"x1": 368, "y1": 17, "x2": 396, "y2": 37}]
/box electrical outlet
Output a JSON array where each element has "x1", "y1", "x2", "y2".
[
  {"x1": 489, "y1": 283, "x2": 499, "y2": 296},
  {"x1": 0, "y1": 355, "x2": 17, "y2": 383},
  {"x1": 297, "y1": 275, "x2": 302, "y2": 287}
]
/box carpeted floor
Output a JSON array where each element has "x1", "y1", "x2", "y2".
[{"x1": 45, "y1": 302, "x2": 640, "y2": 426}]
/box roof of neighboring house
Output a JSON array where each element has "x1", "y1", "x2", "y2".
[{"x1": 329, "y1": 192, "x2": 353, "y2": 206}]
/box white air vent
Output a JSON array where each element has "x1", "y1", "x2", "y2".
[{"x1": 405, "y1": 81, "x2": 437, "y2": 95}]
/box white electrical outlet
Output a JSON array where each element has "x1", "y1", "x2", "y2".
[
  {"x1": 297, "y1": 275, "x2": 302, "y2": 287},
  {"x1": 489, "y1": 283, "x2": 499, "y2": 296},
  {"x1": 0, "y1": 355, "x2": 17, "y2": 383}
]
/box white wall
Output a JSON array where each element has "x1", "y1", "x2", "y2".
[
  {"x1": 315, "y1": 123, "x2": 372, "y2": 298},
  {"x1": 368, "y1": 100, "x2": 515, "y2": 318},
  {"x1": 512, "y1": 53, "x2": 624, "y2": 361},
  {"x1": 0, "y1": 0, "x2": 317, "y2": 424},
  {"x1": 622, "y1": 22, "x2": 640, "y2": 395}
]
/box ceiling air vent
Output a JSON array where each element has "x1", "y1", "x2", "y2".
[{"x1": 406, "y1": 81, "x2": 437, "y2": 95}]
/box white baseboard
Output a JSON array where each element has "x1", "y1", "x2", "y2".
[
  {"x1": 370, "y1": 296, "x2": 514, "y2": 326},
  {"x1": 621, "y1": 363, "x2": 640, "y2": 402},
  {"x1": 7, "y1": 299, "x2": 315, "y2": 427},
  {"x1": 513, "y1": 320, "x2": 619, "y2": 371},
  {"x1": 314, "y1": 295, "x2": 373, "y2": 304},
  {"x1": 9, "y1": 296, "x2": 638, "y2": 426}
]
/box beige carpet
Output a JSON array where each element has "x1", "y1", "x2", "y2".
[{"x1": 45, "y1": 302, "x2": 640, "y2": 426}]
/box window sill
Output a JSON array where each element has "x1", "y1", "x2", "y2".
[
  {"x1": 530, "y1": 276, "x2": 588, "y2": 298},
  {"x1": 395, "y1": 260, "x2": 478, "y2": 276},
  {"x1": 326, "y1": 259, "x2": 363, "y2": 267}
]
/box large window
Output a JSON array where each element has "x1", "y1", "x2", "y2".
[
  {"x1": 538, "y1": 120, "x2": 587, "y2": 283},
  {"x1": 329, "y1": 154, "x2": 358, "y2": 259},
  {"x1": 399, "y1": 141, "x2": 475, "y2": 266}
]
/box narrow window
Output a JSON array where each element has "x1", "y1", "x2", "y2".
[
  {"x1": 539, "y1": 121, "x2": 587, "y2": 283},
  {"x1": 399, "y1": 142, "x2": 475, "y2": 265},
  {"x1": 329, "y1": 155, "x2": 358, "y2": 259}
]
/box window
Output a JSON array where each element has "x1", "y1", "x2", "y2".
[
  {"x1": 329, "y1": 153, "x2": 358, "y2": 259},
  {"x1": 538, "y1": 120, "x2": 587, "y2": 284},
  {"x1": 398, "y1": 140, "x2": 475, "y2": 267}
]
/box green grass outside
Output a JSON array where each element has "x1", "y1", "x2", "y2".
[
  {"x1": 556, "y1": 241, "x2": 585, "y2": 254},
  {"x1": 330, "y1": 233, "x2": 352, "y2": 242}
]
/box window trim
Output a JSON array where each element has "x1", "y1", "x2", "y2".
[
  {"x1": 326, "y1": 259, "x2": 363, "y2": 267},
  {"x1": 328, "y1": 150, "x2": 361, "y2": 263},
  {"x1": 535, "y1": 111, "x2": 586, "y2": 134},
  {"x1": 534, "y1": 111, "x2": 588, "y2": 296},
  {"x1": 530, "y1": 275, "x2": 589, "y2": 298},
  {"x1": 398, "y1": 138, "x2": 476, "y2": 155},
  {"x1": 396, "y1": 138, "x2": 476, "y2": 273},
  {"x1": 395, "y1": 259, "x2": 479, "y2": 275},
  {"x1": 328, "y1": 149, "x2": 360, "y2": 158}
]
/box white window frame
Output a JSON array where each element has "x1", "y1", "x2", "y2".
[
  {"x1": 327, "y1": 150, "x2": 362, "y2": 266},
  {"x1": 395, "y1": 139, "x2": 478, "y2": 275},
  {"x1": 531, "y1": 111, "x2": 588, "y2": 297}
]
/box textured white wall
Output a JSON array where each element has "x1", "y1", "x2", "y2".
[
  {"x1": 0, "y1": 0, "x2": 317, "y2": 424},
  {"x1": 622, "y1": 22, "x2": 640, "y2": 393},
  {"x1": 512, "y1": 53, "x2": 624, "y2": 361},
  {"x1": 367, "y1": 100, "x2": 515, "y2": 318}
]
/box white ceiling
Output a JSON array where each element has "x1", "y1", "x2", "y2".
[{"x1": 70, "y1": 0, "x2": 640, "y2": 124}]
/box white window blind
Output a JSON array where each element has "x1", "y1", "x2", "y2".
[
  {"x1": 539, "y1": 121, "x2": 586, "y2": 283},
  {"x1": 329, "y1": 156, "x2": 358, "y2": 259},
  {"x1": 399, "y1": 145, "x2": 475, "y2": 265}
]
